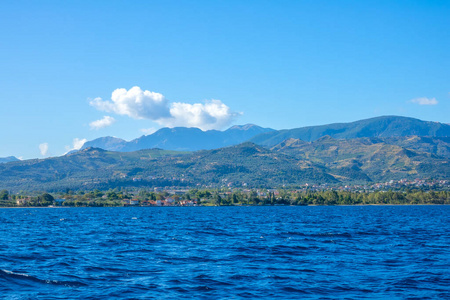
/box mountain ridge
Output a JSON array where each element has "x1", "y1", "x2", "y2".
[
  {"x1": 249, "y1": 116, "x2": 450, "y2": 146},
  {"x1": 79, "y1": 116, "x2": 450, "y2": 153},
  {"x1": 271, "y1": 136, "x2": 450, "y2": 183},
  {"x1": 1, "y1": 134, "x2": 449, "y2": 192},
  {"x1": 81, "y1": 124, "x2": 274, "y2": 152}
]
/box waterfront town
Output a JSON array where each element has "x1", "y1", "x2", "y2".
[{"x1": 1, "y1": 178, "x2": 449, "y2": 207}]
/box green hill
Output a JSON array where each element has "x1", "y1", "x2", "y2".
[
  {"x1": 0, "y1": 144, "x2": 335, "y2": 192},
  {"x1": 0, "y1": 135, "x2": 449, "y2": 192},
  {"x1": 0, "y1": 148, "x2": 187, "y2": 192},
  {"x1": 250, "y1": 116, "x2": 450, "y2": 146},
  {"x1": 272, "y1": 136, "x2": 449, "y2": 182}
]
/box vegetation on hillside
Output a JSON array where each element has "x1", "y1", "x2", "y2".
[
  {"x1": 250, "y1": 116, "x2": 450, "y2": 146},
  {"x1": 0, "y1": 134, "x2": 449, "y2": 192},
  {"x1": 272, "y1": 136, "x2": 450, "y2": 182}
]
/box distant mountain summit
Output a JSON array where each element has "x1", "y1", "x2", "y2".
[
  {"x1": 81, "y1": 136, "x2": 128, "y2": 152},
  {"x1": 79, "y1": 116, "x2": 450, "y2": 153},
  {"x1": 249, "y1": 116, "x2": 450, "y2": 146},
  {"x1": 0, "y1": 156, "x2": 19, "y2": 164},
  {"x1": 81, "y1": 124, "x2": 274, "y2": 152}
]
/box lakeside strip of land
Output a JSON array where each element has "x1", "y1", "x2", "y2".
[{"x1": 1, "y1": 189, "x2": 449, "y2": 207}]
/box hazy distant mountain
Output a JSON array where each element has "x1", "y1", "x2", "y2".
[
  {"x1": 250, "y1": 116, "x2": 450, "y2": 146},
  {"x1": 0, "y1": 156, "x2": 19, "y2": 164},
  {"x1": 81, "y1": 136, "x2": 128, "y2": 152},
  {"x1": 81, "y1": 124, "x2": 274, "y2": 152},
  {"x1": 80, "y1": 116, "x2": 450, "y2": 152}
]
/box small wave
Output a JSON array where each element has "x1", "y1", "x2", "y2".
[
  {"x1": 279, "y1": 231, "x2": 352, "y2": 238},
  {"x1": 0, "y1": 269, "x2": 87, "y2": 287},
  {"x1": 229, "y1": 274, "x2": 253, "y2": 280},
  {"x1": 314, "y1": 232, "x2": 352, "y2": 238},
  {"x1": 194, "y1": 229, "x2": 234, "y2": 237},
  {"x1": 279, "y1": 231, "x2": 307, "y2": 237},
  {"x1": 236, "y1": 291, "x2": 259, "y2": 298},
  {"x1": 167, "y1": 286, "x2": 189, "y2": 293},
  {"x1": 282, "y1": 286, "x2": 309, "y2": 294},
  {"x1": 193, "y1": 275, "x2": 233, "y2": 287},
  {"x1": 191, "y1": 285, "x2": 215, "y2": 291},
  {"x1": 299, "y1": 269, "x2": 316, "y2": 273}
]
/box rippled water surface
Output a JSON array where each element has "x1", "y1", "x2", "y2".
[{"x1": 1, "y1": 206, "x2": 449, "y2": 299}]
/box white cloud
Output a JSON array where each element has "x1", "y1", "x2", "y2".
[
  {"x1": 71, "y1": 138, "x2": 87, "y2": 150},
  {"x1": 64, "y1": 138, "x2": 87, "y2": 154},
  {"x1": 90, "y1": 86, "x2": 240, "y2": 131},
  {"x1": 90, "y1": 86, "x2": 170, "y2": 120},
  {"x1": 160, "y1": 100, "x2": 241, "y2": 130},
  {"x1": 89, "y1": 116, "x2": 116, "y2": 130},
  {"x1": 140, "y1": 127, "x2": 157, "y2": 135},
  {"x1": 410, "y1": 97, "x2": 438, "y2": 105},
  {"x1": 39, "y1": 143, "x2": 49, "y2": 156}
]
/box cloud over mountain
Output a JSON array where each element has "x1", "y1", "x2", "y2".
[
  {"x1": 162, "y1": 100, "x2": 241, "y2": 131},
  {"x1": 90, "y1": 86, "x2": 240, "y2": 130},
  {"x1": 65, "y1": 138, "x2": 87, "y2": 154},
  {"x1": 39, "y1": 143, "x2": 49, "y2": 156}
]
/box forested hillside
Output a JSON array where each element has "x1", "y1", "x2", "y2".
[
  {"x1": 0, "y1": 135, "x2": 449, "y2": 192},
  {"x1": 250, "y1": 116, "x2": 450, "y2": 146}
]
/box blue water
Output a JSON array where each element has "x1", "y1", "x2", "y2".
[{"x1": 0, "y1": 206, "x2": 449, "y2": 299}]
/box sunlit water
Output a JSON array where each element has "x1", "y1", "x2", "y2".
[{"x1": 1, "y1": 206, "x2": 449, "y2": 299}]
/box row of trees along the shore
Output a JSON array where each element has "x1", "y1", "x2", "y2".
[
  {"x1": 0, "y1": 190, "x2": 55, "y2": 207},
  {"x1": 195, "y1": 189, "x2": 449, "y2": 206},
  {"x1": 1, "y1": 189, "x2": 449, "y2": 207}
]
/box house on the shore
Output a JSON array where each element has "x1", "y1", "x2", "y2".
[
  {"x1": 122, "y1": 199, "x2": 139, "y2": 206},
  {"x1": 16, "y1": 198, "x2": 31, "y2": 206}
]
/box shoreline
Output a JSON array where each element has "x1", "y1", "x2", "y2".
[{"x1": 0, "y1": 203, "x2": 448, "y2": 209}]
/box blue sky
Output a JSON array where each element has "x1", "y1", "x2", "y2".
[{"x1": 1, "y1": 0, "x2": 449, "y2": 159}]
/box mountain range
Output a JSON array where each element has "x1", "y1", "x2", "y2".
[
  {"x1": 80, "y1": 116, "x2": 450, "y2": 152},
  {"x1": 249, "y1": 115, "x2": 450, "y2": 146},
  {"x1": 0, "y1": 137, "x2": 448, "y2": 192},
  {"x1": 81, "y1": 124, "x2": 274, "y2": 152},
  {"x1": 0, "y1": 115, "x2": 449, "y2": 192}
]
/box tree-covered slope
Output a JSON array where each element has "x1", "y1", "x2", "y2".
[
  {"x1": 381, "y1": 136, "x2": 450, "y2": 158},
  {"x1": 0, "y1": 148, "x2": 188, "y2": 192},
  {"x1": 161, "y1": 142, "x2": 337, "y2": 187},
  {"x1": 272, "y1": 136, "x2": 450, "y2": 182},
  {"x1": 0, "y1": 144, "x2": 335, "y2": 192},
  {"x1": 251, "y1": 116, "x2": 450, "y2": 146},
  {"x1": 1, "y1": 135, "x2": 449, "y2": 192}
]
